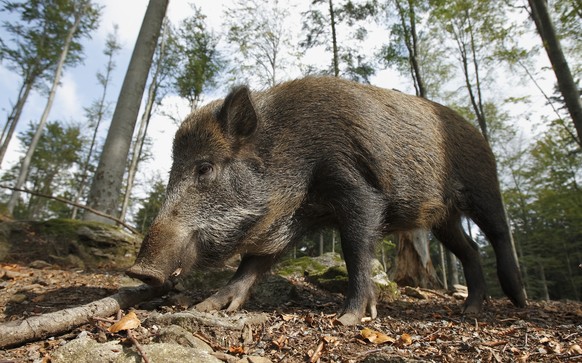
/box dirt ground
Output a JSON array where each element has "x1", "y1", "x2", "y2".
[{"x1": 1, "y1": 262, "x2": 581, "y2": 363}]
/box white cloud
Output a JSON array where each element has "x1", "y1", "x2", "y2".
[
  {"x1": 96, "y1": 0, "x2": 148, "y2": 45},
  {"x1": 54, "y1": 73, "x2": 83, "y2": 121}
]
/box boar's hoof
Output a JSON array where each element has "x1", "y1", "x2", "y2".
[
  {"x1": 126, "y1": 265, "x2": 166, "y2": 287},
  {"x1": 337, "y1": 313, "x2": 362, "y2": 326},
  {"x1": 195, "y1": 293, "x2": 247, "y2": 313},
  {"x1": 461, "y1": 299, "x2": 483, "y2": 315}
]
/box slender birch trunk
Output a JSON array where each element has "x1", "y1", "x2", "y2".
[{"x1": 6, "y1": 8, "x2": 85, "y2": 214}]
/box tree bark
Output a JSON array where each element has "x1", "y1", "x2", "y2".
[
  {"x1": 6, "y1": 7, "x2": 84, "y2": 214},
  {"x1": 0, "y1": 79, "x2": 34, "y2": 167},
  {"x1": 394, "y1": 230, "x2": 442, "y2": 289},
  {"x1": 0, "y1": 283, "x2": 170, "y2": 349},
  {"x1": 120, "y1": 21, "x2": 168, "y2": 222},
  {"x1": 328, "y1": 0, "x2": 339, "y2": 77},
  {"x1": 528, "y1": 0, "x2": 582, "y2": 143},
  {"x1": 84, "y1": 0, "x2": 169, "y2": 223}
]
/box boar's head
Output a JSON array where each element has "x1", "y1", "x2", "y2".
[{"x1": 127, "y1": 86, "x2": 267, "y2": 286}]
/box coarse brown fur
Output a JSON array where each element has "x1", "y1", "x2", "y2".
[{"x1": 127, "y1": 76, "x2": 526, "y2": 325}]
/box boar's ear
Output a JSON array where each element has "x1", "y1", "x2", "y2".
[{"x1": 217, "y1": 86, "x2": 258, "y2": 139}]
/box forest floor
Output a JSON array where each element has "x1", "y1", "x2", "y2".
[{"x1": 1, "y1": 262, "x2": 582, "y2": 363}]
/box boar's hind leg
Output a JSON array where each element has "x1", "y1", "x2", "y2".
[
  {"x1": 335, "y1": 188, "x2": 384, "y2": 326},
  {"x1": 470, "y1": 208, "x2": 527, "y2": 308},
  {"x1": 195, "y1": 254, "x2": 277, "y2": 313},
  {"x1": 432, "y1": 216, "x2": 487, "y2": 314}
]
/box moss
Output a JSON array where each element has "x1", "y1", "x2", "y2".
[
  {"x1": 376, "y1": 279, "x2": 401, "y2": 302},
  {"x1": 275, "y1": 256, "x2": 328, "y2": 277},
  {"x1": 310, "y1": 265, "x2": 349, "y2": 293}
]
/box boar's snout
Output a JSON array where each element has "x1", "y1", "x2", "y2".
[
  {"x1": 126, "y1": 264, "x2": 167, "y2": 287},
  {"x1": 126, "y1": 220, "x2": 193, "y2": 287}
]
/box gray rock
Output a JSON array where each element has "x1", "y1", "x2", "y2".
[
  {"x1": 362, "y1": 352, "x2": 429, "y2": 363},
  {"x1": 146, "y1": 310, "x2": 269, "y2": 331},
  {"x1": 52, "y1": 336, "x2": 223, "y2": 363},
  {"x1": 156, "y1": 324, "x2": 213, "y2": 352}
]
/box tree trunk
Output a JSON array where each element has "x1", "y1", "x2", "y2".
[
  {"x1": 0, "y1": 79, "x2": 34, "y2": 168},
  {"x1": 394, "y1": 230, "x2": 442, "y2": 288},
  {"x1": 439, "y1": 243, "x2": 448, "y2": 290},
  {"x1": 394, "y1": 0, "x2": 426, "y2": 98},
  {"x1": 319, "y1": 231, "x2": 324, "y2": 256},
  {"x1": 328, "y1": 0, "x2": 339, "y2": 77},
  {"x1": 447, "y1": 250, "x2": 460, "y2": 286},
  {"x1": 528, "y1": 0, "x2": 582, "y2": 143},
  {"x1": 6, "y1": 9, "x2": 84, "y2": 215},
  {"x1": 539, "y1": 262, "x2": 550, "y2": 301},
  {"x1": 120, "y1": 21, "x2": 168, "y2": 222},
  {"x1": 84, "y1": 0, "x2": 169, "y2": 223}
]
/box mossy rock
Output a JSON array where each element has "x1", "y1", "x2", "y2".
[
  {"x1": 275, "y1": 256, "x2": 327, "y2": 277},
  {"x1": 0, "y1": 218, "x2": 140, "y2": 270},
  {"x1": 275, "y1": 252, "x2": 344, "y2": 277},
  {"x1": 309, "y1": 265, "x2": 349, "y2": 293}
]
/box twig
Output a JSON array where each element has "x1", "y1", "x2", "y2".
[
  {"x1": 310, "y1": 339, "x2": 325, "y2": 363},
  {"x1": 0, "y1": 184, "x2": 140, "y2": 234},
  {"x1": 419, "y1": 288, "x2": 450, "y2": 299},
  {"x1": 128, "y1": 329, "x2": 150, "y2": 363}
]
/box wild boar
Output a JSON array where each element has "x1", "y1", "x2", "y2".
[{"x1": 126, "y1": 76, "x2": 526, "y2": 325}]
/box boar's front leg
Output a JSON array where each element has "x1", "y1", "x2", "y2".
[
  {"x1": 335, "y1": 186, "x2": 385, "y2": 326},
  {"x1": 195, "y1": 254, "x2": 277, "y2": 312}
]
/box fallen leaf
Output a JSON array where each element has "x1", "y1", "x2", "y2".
[
  {"x1": 568, "y1": 344, "x2": 582, "y2": 355},
  {"x1": 398, "y1": 333, "x2": 413, "y2": 346},
  {"x1": 228, "y1": 345, "x2": 245, "y2": 355},
  {"x1": 482, "y1": 340, "x2": 508, "y2": 347},
  {"x1": 281, "y1": 314, "x2": 295, "y2": 321},
  {"x1": 108, "y1": 311, "x2": 140, "y2": 333},
  {"x1": 361, "y1": 327, "x2": 395, "y2": 344},
  {"x1": 272, "y1": 335, "x2": 287, "y2": 350}
]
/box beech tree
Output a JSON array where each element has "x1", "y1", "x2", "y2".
[{"x1": 84, "y1": 0, "x2": 169, "y2": 223}]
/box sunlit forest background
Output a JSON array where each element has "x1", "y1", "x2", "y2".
[{"x1": 0, "y1": 0, "x2": 580, "y2": 303}]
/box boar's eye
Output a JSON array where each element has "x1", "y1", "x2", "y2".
[{"x1": 197, "y1": 162, "x2": 214, "y2": 181}]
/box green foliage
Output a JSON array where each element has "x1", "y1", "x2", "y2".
[
  {"x1": 501, "y1": 121, "x2": 582, "y2": 301},
  {"x1": 1, "y1": 121, "x2": 86, "y2": 219},
  {"x1": 301, "y1": 0, "x2": 379, "y2": 83},
  {"x1": 134, "y1": 177, "x2": 166, "y2": 233},
  {"x1": 224, "y1": 0, "x2": 297, "y2": 87},
  {"x1": 552, "y1": 0, "x2": 581, "y2": 77},
  {"x1": 173, "y1": 4, "x2": 223, "y2": 109},
  {"x1": 0, "y1": 0, "x2": 101, "y2": 86}
]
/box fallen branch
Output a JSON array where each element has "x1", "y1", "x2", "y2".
[
  {"x1": 0, "y1": 184, "x2": 140, "y2": 234},
  {"x1": 0, "y1": 283, "x2": 171, "y2": 349}
]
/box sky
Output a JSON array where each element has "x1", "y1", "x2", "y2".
[{"x1": 0, "y1": 0, "x2": 560, "y2": 205}]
